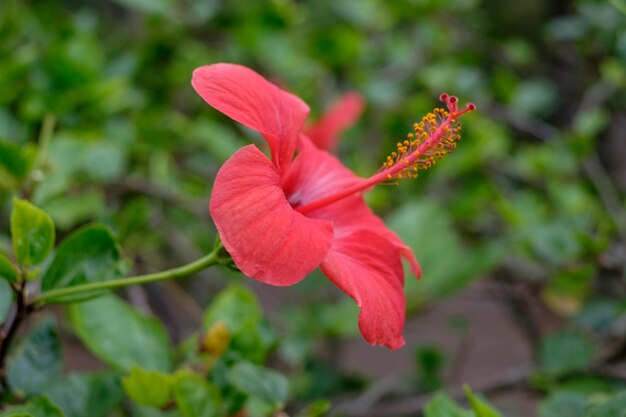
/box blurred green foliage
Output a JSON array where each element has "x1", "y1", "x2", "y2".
[{"x1": 0, "y1": 0, "x2": 625, "y2": 415}]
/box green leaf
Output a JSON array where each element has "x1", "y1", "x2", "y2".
[
  {"x1": 131, "y1": 404, "x2": 181, "y2": 417},
  {"x1": 464, "y1": 386, "x2": 503, "y2": 417},
  {"x1": 314, "y1": 299, "x2": 359, "y2": 337},
  {"x1": 0, "y1": 167, "x2": 19, "y2": 192},
  {"x1": 11, "y1": 198, "x2": 55, "y2": 267},
  {"x1": 229, "y1": 362, "x2": 289, "y2": 407},
  {"x1": 42, "y1": 191, "x2": 106, "y2": 231},
  {"x1": 557, "y1": 376, "x2": 615, "y2": 393},
  {"x1": 122, "y1": 367, "x2": 175, "y2": 408},
  {"x1": 0, "y1": 397, "x2": 64, "y2": 417},
  {"x1": 203, "y1": 285, "x2": 261, "y2": 333},
  {"x1": 576, "y1": 300, "x2": 624, "y2": 333},
  {"x1": 539, "y1": 391, "x2": 587, "y2": 417},
  {"x1": 510, "y1": 79, "x2": 558, "y2": 116},
  {"x1": 0, "y1": 139, "x2": 36, "y2": 185},
  {"x1": 44, "y1": 371, "x2": 124, "y2": 417},
  {"x1": 0, "y1": 252, "x2": 18, "y2": 283},
  {"x1": 294, "y1": 400, "x2": 331, "y2": 417},
  {"x1": 539, "y1": 331, "x2": 595, "y2": 376},
  {"x1": 83, "y1": 141, "x2": 127, "y2": 183},
  {"x1": 207, "y1": 360, "x2": 246, "y2": 415},
  {"x1": 0, "y1": 279, "x2": 12, "y2": 322},
  {"x1": 416, "y1": 346, "x2": 446, "y2": 390},
  {"x1": 424, "y1": 392, "x2": 473, "y2": 417},
  {"x1": 573, "y1": 108, "x2": 610, "y2": 137},
  {"x1": 111, "y1": 0, "x2": 174, "y2": 16},
  {"x1": 584, "y1": 391, "x2": 626, "y2": 417},
  {"x1": 174, "y1": 372, "x2": 222, "y2": 417},
  {"x1": 40, "y1": 224, "x2": 125, "y2": 303},
  {"x1": 6, "y1": 316, "x2": 62, "y2": 396},
  {"x1": 68, "y1": 294, "x2": 172, "y2": 372},
  {"x1": 202, "y1": 285, "x2": 265, "y2": 360},
  {"x1": 387, "y1": 200, "x2": 501, "y2": 304}
]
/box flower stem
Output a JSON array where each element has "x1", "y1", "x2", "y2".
[
  {"x1": 34, "y1": 246, "x2": 222, "y2": 306},
  {"x1": 0, "y1": 281, "x2": 29, "y2": 397}
]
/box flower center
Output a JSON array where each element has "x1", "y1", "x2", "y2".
[{"x1": 295, "y1": 94, "x2": 475, "y2": 216}]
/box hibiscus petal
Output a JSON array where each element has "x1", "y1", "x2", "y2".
[
  {"x1": 283, "y1": 135, "x2": 364, "y2": 207},
  {"x1": 304, "y1": 92, "x2": 364, "y2": 151},
  {"x1": 321, "y1": 230, "x2": 406, "y2": 349},
  {"x1": 210, "y1": 145, "x2": 333, "y2": 285},
  {"x1": 284, "y1": 136, "x2": 421, "y2": 278},
  {"x1": 313, "y1": 194, "x2": 422, "y2": 279},
  {"x1": 192, "y1": 63, "x2": 310, "y2": 171}
]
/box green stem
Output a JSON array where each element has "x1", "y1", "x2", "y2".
[
  {"x1": 37, "y1": 113, "x2": 56, "y2": 166},
  {"x1": 33, "y1": 246, "x2": 221, "y2": 305}
]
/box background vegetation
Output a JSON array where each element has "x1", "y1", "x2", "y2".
[{"x1": 0, "y1": 0, "x2": 625, "y2": 416}]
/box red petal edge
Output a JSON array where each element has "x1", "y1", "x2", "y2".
[
  {"x1": 304, "y1": 92, "x2": 364, "y2": 151},
  {"x1": 210, "y1": 145, "x2": 333, "y2": 285},
  {"x1": 321, "y1": 230, "x2": 406, "y2": 350},
  {"x1": 192, "y1": 63, "x2": 310, "y2": 172}
]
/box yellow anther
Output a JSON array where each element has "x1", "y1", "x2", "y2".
[{"x1": 380, "y1": 101, "x2": 471, "y2": 180}]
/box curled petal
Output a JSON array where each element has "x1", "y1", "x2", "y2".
[
  {"x1": 192, "y1": 63, "x2": 310, "y2": 172},
  {"x1": 210, "y1": 145, "x2": 333, "y2": 285},
  {"x1": 321, "y1": 230, "x2": 406, "y2": 349},
  {"x1": 304, "y1": 93, "x2": 365, "y2": 151}
]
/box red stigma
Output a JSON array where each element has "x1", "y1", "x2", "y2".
[{"x1": 439, "y1": 93, "x2": 475, "y2": 116}]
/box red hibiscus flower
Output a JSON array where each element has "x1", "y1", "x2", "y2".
[{"x1": 192, "y1": 63, "x2": 474, "y2": 349}]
